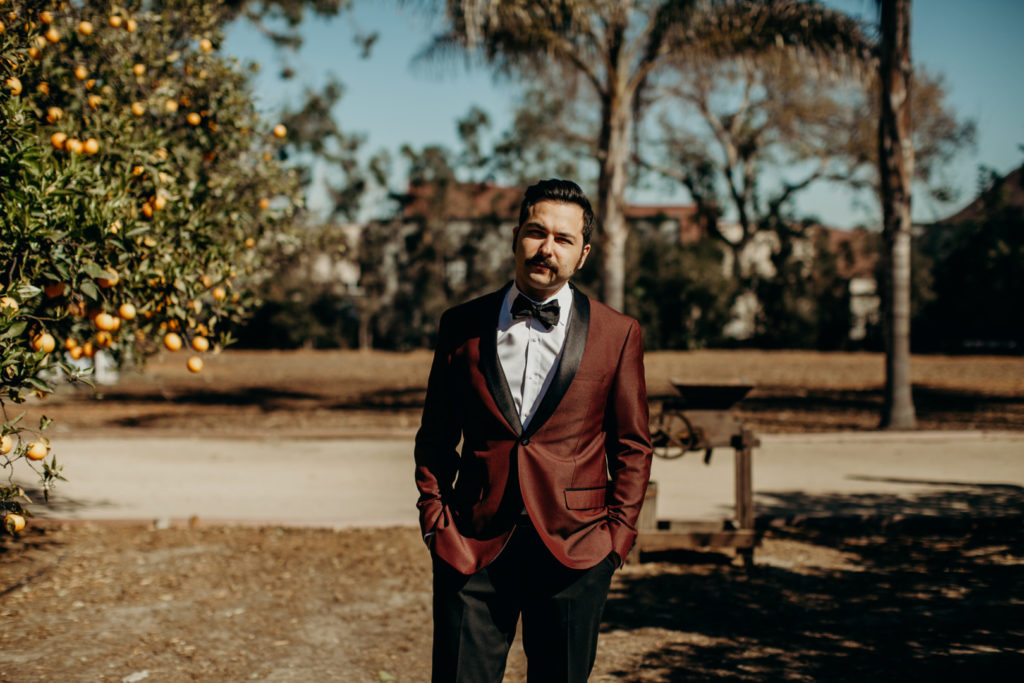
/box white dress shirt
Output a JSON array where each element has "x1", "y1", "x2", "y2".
[{"x1": 497, "y1": 282, "x2": 573, "y2": 429}]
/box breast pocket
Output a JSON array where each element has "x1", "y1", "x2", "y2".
[{"x1": 563, "y1": 486, "x2": 607, "y2": 511}]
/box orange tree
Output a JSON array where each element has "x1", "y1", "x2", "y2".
[{"x1": 0, "y1": 0, "x2": 305, "y2": 532}]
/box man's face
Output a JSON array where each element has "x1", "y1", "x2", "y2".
[{"x1": 513, "y1": 200, "x2": 591, "y2": 301}]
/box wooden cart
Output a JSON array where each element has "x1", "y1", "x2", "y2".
[{"x1": 635, "y1": 382, "x2": 761, "y2": 567}]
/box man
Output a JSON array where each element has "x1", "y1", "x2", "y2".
[{"x1": 414, "y1": 179, "x2": 653, "y2": 682}]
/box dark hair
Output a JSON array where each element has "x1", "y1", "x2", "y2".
[{"x1": 516, "y1": 178, "x2": 595, "y2": 246}]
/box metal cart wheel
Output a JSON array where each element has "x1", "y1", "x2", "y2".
[{"x1": 650, "y1": 409, "x2": 698, "y2": 459}]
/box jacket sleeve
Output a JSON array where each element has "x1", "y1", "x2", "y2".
[
  {"x1": 603, "y1": 319, "x2": 653, "y2": 560},
  {"x1": 413, "y1": 310, "x2": 463, "y2": 541}
]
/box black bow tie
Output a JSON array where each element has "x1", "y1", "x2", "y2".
[{"x1": 511, "y1": 294, "x2": 560, "y2": 330}]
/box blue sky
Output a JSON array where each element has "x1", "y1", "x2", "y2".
[{"x1": 225, "y1": 0, "x2": 1024, "y2": 228}]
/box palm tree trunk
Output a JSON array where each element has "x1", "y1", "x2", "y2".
[
  {"x1": 596, "y1": 92, "x2": 631, "y2": 312},
  {"x1": 878, "y1": 0, "x2": 917, "y2": 429}
]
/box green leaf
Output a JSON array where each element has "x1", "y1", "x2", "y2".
[
  {"x1": 0, "y1": 320, "x2": 27, "y2": 340},
  {"x1": 80, "y1": 279, "x2": 100, "y2": 301},
  {"x1": 2, "y1": 412, "x2": 26, "y2": 430},
  {"x1": 82, "y1": 260, "x2": 107, "y2": 278},
  {"x1": 24, "y1": 376, "x2": 55, "y2": 394},
  {"x1": 15, "y1": 283, "x2": 41, "y2": 299}
]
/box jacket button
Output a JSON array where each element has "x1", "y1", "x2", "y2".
[{"x1": 520, "y1": 437, "x2": 530, "y2": 446}]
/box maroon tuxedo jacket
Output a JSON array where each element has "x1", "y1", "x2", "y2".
[{"x1": 414, "y1": 282, "x2": 653, "y2": 575}]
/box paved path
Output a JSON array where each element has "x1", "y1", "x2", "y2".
[{"x1": 24, "y1": 431, "x2": 1024, "y2": 527}]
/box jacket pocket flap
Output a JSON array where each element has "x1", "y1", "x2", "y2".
[{"x1": 564, "y1": 486, "x2": 606, "y2": 510}]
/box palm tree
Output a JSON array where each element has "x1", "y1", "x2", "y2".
[
  {"x1": 877, "y1": 0, "x2": 917, "y2": 428},
  {"x1": 430, "y1": 0, "x2": 870, "y2": 311}
]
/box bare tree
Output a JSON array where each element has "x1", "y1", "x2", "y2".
[{"x1": 427, "y1": 0, "x2": 869, "y2": 311}]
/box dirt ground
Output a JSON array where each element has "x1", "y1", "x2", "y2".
[
  {"x1": 19, "y1": 349, "x2": 1024, "y2": 438},
  {"x1": 2, "y1": 350, "x2": 1023, "y2": 680},
  {"x1": 2, "y1": 522, "x2": 1022, "y2": 681}
]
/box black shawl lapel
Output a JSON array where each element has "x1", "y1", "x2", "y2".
[
  {"x1": 479, "y1": 282, "x2": 523, "y2": 435},
  {"x1": 522, "y1": 284, "x2": 590, "y2": 439}
]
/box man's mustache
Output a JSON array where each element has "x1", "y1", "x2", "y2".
[{"x1": 526, "y1": 254, "x2": 555, "y2": 269}]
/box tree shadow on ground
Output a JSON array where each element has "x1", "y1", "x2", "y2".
[
  {"x1": 755, "y1": 479, "x2": 1024, "y2": 523},
  {"x1": 650, "y1": 385, "x2": 1024, "y2": 432},
  {"x1": 329, "y1": 387, "x2": 428, "y2": 411},
  {"x1": 94, "y1": 387, "x2": 321, "y2": 406},
  {"x1": 606, "y1": 487, "x2": 1024, "y2": 680}
]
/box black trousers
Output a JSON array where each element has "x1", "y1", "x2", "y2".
[{"x1": 431, "y1": 521, "x2": 616, "y2": 683}]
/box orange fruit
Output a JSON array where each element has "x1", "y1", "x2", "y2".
[
  {"x1": 132, "y1": 165, "x2": 145, "y2": 176},
  {"x1": 81, "y1": 341, "x2": 95, "y2": 358},
  {"x1": 43, "y1": 282, "x2": 65, "y2": 297},
  {"x1": 5, "y1": 76, "x2": 22, "y2": 95},
  {"x1": 273, "y1": 124, "x2": 287, "y2": 138},
  {"x1": 65, "y1": 138, "x2": 83, "y2": 154},
  {"x1": 45, "y1": 27, "x2": 59, "y2": 43},
  {"x1": 125, "y1": 17, "x2": 137, "y2": 32},
  {"x1": 1, "y1": 296, "x2": 19, "y2": 312},
  {"x1": 69, "y1": 346, "x2": 84, "y2": 359},
  {"x1": 199, "y1": 38, "x2": 213, "y2": 52},
  {"x1": 118, "y1": 303, "x2": 136, "y2": 320},
  {"x1": 95, "y1": 330, "x2": 113, "y2": 348},
  {"x1": 164, "y1": 99, "x2": 178, "y2": 113},
  {"x1": 0, "y1": 434, "x2": 13, "y2": 455},
  {"x1": 87, "y1": 94, "x2": 101, "y2": 109},
  {"x1": 133, "y1": 63, "x2": 145, "y2": 76},
  {"x1": 25, "y1": 441, "x2": 48, "y2": 461},
  {"x1": 31, "y1": 333, "x2": 56, "y2": 353},
  {"x1": 74, "y1": 64, "x2": 88, "y2": 80},
  {"x1": 186, "y1": 356, "x2": 203, "y2": 373},
  {"x1": 64, "y1": 338, "x2": 78, "y2": 350},
  {"x1": 109, "y1": 15, "x2": 123, "y2": 28},
  {"x1": 37, "y1": 82, "x2": 50, "y2": 95},
  {"x1": 153, "y1": 195, "x2": 168, "y2": 211},
  {"x1": 78, "y1": 20, "x2": 93, "y2": 35},
  {"x1": 40, "y1": 11, "x2": 54, "y2": 24},
  {"x1": 212, "y1": 286, "x2": 226, "y2": 301},
  {"x1": 244, "y1": 237, "x2": 256, "y2": 248},
  {"x1": 46, "y1": 106, "x2": 62, "y2": 123},
  {"x1": 190, "y1": 336, "x2": 209, "y2": 352},
  {"x1": 186, "y1": 112, "x2": 201, "y2": 126},
  {"x1": 50, "y1": 132, "x2": 67, "y2": 150},
  {"x1": 94, "y1": 312, "x2": 117, "y2": 331},
  {"x1": 163, "y1": 332, "x2": 183, "y2": 351},
  {"x1": 4, "y1": 513, "x2": 25, "y2": 534},
  {"x1": 131, "y1": 101, "x2": 145, "y2": 116},
  {"x1": 83, "y1": 138, "x2": 99, "y2": 155},
  {"x1": 258, "y1": 197, "x2": 270, "y2": 210},
  {"x1": 200, "y1": 274, "x2": 213, "y2": 288}
]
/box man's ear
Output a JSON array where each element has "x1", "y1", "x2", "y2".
[
  {"x1": 511, "y1": 226, "x2": 520, "y2": 254},
  {"x1": 576, "y1": 243, "x2": 591, "y2": 271}
]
